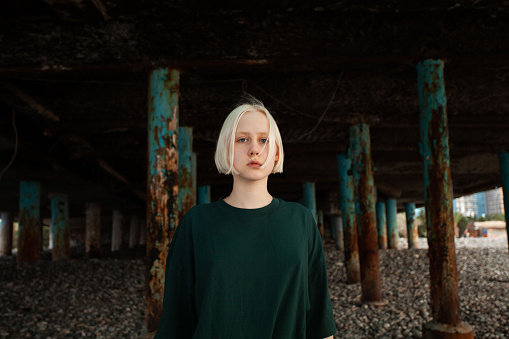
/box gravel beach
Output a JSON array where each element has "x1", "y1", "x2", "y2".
[{"x1": 0, "y1": 238, "x2": 507, "y2": 338}]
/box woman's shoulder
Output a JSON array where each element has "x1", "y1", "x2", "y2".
[{"x1": 275, "y1": 198, "x2": 314, "y2": 218}]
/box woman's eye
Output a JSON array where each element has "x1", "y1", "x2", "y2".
[
  {"x1": 260, "y1": 138, "x2": 268, "y2": 144},
  {"x1": 238, "y1": 138, "x2": 247, "y2": 143}
]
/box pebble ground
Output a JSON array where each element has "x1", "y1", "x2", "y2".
[{"x1": 0, "y1": 238, "x2": 507, "y2": 338}]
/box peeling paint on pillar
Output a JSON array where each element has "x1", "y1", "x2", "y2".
[
  {"x1": 0, "y1": 212, "x2": 13, "y2": 256},
  {"x1": 349, "y1": 124, "x2": 385, "y2": 305},
  {"x1": 50, "y1": 194, "x2": 70, "y2": 261},
  {"x1": 85, "y1": 203, "x2": 101, "y2": 258},
  {"x1": 498, "y1": 151, "x2": 509, "y2": 250},
  {"x1": 406, "y1": 203, "x2": 418, "y2": 249},
  {"x1": 386, "y1": 199, "x2": 399, "y2": 249},
  {"x1": 178, "y1": 126, "x2": 196, "y2": 222},
  {"x1": 303, "y1": 182, "x2": 317, "y2": 222},
  {"x1": 146, "y1": 68, "x2": 180, "y2": 331},
  {"x1": 331, "y1": 215, "x2": 344, "y2": 251},
  {"x1": 198, "y1": 185, "x2": 211, "y2": 205},
  {"x1": 376, "y1": 201, "x2": 387, "y2": 249},
  {"x1": 418, "y1": 59, "x2": 473, "y2": 338},
  {"x1": 337, "y1": 153, "x2": 360, "y2": 284},
  {"x1": 18, "y1": 181, "x2": 41, "y2": 263}
]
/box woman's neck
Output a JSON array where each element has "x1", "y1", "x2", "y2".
[{"x1": 223, "y1": 177, "x2": 272, "y2": 209}]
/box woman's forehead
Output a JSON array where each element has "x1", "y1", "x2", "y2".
[{"x1": 236, "y1": 110, "x2": 270, "y2": 131}]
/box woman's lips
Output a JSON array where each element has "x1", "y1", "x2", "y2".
[{"x1": 247, "y1": 161, "x2": 261, "y2": 167}]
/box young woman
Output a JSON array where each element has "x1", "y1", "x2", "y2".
[{"x1": 154, "y1": 98, "x2": 336, "y2": 339}]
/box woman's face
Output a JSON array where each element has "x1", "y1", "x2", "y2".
[{"x1": 232, "y1": 110, "x2": 279, "y2": 182}]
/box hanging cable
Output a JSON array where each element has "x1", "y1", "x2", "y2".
[{"x1": 0, "y1": 109, "x2": 19, "y2": 182}]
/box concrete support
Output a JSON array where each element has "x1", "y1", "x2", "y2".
[
  {"x1": 18, "y1": 181, "x2": 41, "y2": 262},
  {"x1": 349, "y1": 124, "x2": 385, "y2": 305},
  {"x1": 139, "y1": 219, "x2": 146, "y2": 245},
  {"x1": 178, "y1": 126, "x2": 196, "y2": 221},
  {"x1": 406, "y1": 203, "x2": 418, "y2": 249},
  {"x1": 198, "y1": 185, "x2": 211, "y2": 205},
  {"x1": 418, "y1": 59, "x2": 473, "y2": 338},
  {"x1": 111, "y1": 210, "x2": 124, "y2": 252},
  {"x1": 331, "y1": 215, "x2": 344, "y2": 251},
  {"x1": 302, "y1": 182, "x2": 317, "y2": 222},
  {"x1": 0, "y1": 212, "x2": 13, "y2": 256},
  {"x1": 85, "y1": 203, "x2": 101, "y2": 259},
  {"x1": 129, "y1": 215, "x2": 141, "y2": 248},
  {"x1": 49, "y1": 194, "x2": 70, "y2": 261},
  {"x1": 499, "y1": 151, "x2": 509, "y2": 249},
  {"x1": 337, "y1": 153, "x2": 360, "y2": 284},
  {"x1": 375, "y1": 201, "x2": 387, "y2": 249},
  {"x1": 146, "y1": 68, "x2": 180, "y2": 331},
  {"x1": 386, "y1": 199, "x2": 399, "y2": 249}
]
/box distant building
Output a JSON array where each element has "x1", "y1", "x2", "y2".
[
  {"x1": 467, "y1": 220, "x2": 507, "y2": 238},
  {"x1": 453, "y1": 187, "x2": 505, "y2": 218}
]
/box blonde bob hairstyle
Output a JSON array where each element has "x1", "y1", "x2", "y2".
[{"x1": 215, "y1": 101, "x2": 284, "y2": 175}]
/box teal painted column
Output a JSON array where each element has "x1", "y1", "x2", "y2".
[
  {"x1": 405, "y1": 203, "x2": 418, "y2": 249},
  {"x1": 331, "y1": 215, "x2": 344, "y2": 251},
  {"x1": 303, "y1": 182, "x2": 317, "y2": 222},
  {"x1": 317, "y1": 210, "x2": 325, "y2": 240},
  {"x1": 146, "y1": 68, "x2": 180, "y2": 331},
  {"x1": 18, "y1": 181, "x2": 41, "y2": 262},
  {"x1": 49, "y1": 194, "x2": 70, "y2": 261},
  {"x1": 337, "y1": 153, "x2": 360, "y2": 284},
  {"x1": 0, "y1": 212, "x2": 13, "y2": 256},
  {"x1": 418, "y1": 59, "x2": 472, "y2": 338},
  {"x1": 499, "y1": 151, "x2": 509, "y2": 249},
  {"x1": 350, "y1": 124, "x2": 385, "y2": 305},
  {"x1": 198, "y1": 186, "x2": 211, "y2": 205},
  {"x1": 376, "y1": 201, "x2": 387, "y2": 249},
  {"x1": 178, "y1": 126, "x2": 195, "y2": 221},
  {"x1": 386, "y1": 199, "x2": 399, "y2": 249}
]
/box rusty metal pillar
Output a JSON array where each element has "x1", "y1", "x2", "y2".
[
  {"x1": 49, "y1": 194, "x2": 70, "y2": 261},
  {"x1": 0, "y1": 212, "x2": 13, "y2": 256},
  {"x1": 418, "y1": 59, "x2": 473, "y2": 338},
  {"x1": 376, "y1": 201, "x2": 387, "y2": 249},
  {"x1": 111, "y1": 210, "x2": 124, "y2": 252},
  {"x1": 18, "y1": 181, "x2": 41, "y2": 262},
  {"x1": 499, "y1": 151, "x2": 509, "y2": 249},
  {"x1": 317, "y1": 210, "x2": 325, "y2": 240},
  {"x1": 406, "y1": 203, "x2": 418, "y2": 249},
  {"x1": 85, "y1": 203, "x2": 101, "y2": 258},
  {"x1": 386, "y1": 199, "x2": 399, "y2": 249},
  {"x1": 303, "y1": 182, "x2": 317, "y2": 222},
  {"x1": 146, "y1": 68, "x2": 180, "y2": 331},
  {"x1": 129, "y1": 215, "x2": 141, "y2": 249},
  {"x1": 198, "y1": 185, "x2": 211, "y2": 205},
  {"x1": 331, "y1": 215, "x2": 344, "y2": 251},
  {"x1": 349, "y1": 124, "x2": 386, "y2": 306},
  {"x1": 337, "y1": 153, "x2": 360, "y2": 284},
  {"x1": 178, "y1": 126, "x2": 195, "y2": 221}
]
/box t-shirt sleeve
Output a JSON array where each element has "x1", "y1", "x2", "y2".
[
  {"x1": 305, "y1": 211, "x2": 337, "y2": 339},
  {"x1": 153, "y1": 213, "x2": 197, "y2": 338}
]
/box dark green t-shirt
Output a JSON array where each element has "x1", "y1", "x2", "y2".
[{"x1": 154, "y1": 198, "x2": 337, "y2": 339}]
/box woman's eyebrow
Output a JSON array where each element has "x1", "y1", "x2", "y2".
[{"x1": 236, "y1": 131, "x2": 269, "y2": 135}]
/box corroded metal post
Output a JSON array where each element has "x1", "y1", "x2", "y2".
[
  {"x1": 349, "y1": 124, "x2": 386, "y2": 305},
  {"x1": 303, "y1": 182, "x2": 317, "y2": 222},
  {"x1": 178, "y1": 126, "x2": 196, "y2": 221},
  {"x1": 418, "y1": 59, "x2": 473, "y2": 338},
  {"x1": 406, "y1": 203, "x2": 418, "y2": 249},
  {"x1": 337, "y1": 153, "x2": 360, "y2": 284},
  {"x1": 18, "y1": 181, "x2": 41, "y2": 262},
  {"x1": 386, "y1": 199, "x2": 399, "y2": 249},
  {"x1": 376, "y1": 201, "x2": 387, "y2": 249},
  {"x1": 499, "y1": 151, "x2": 509, "y2": 249},
  {"x1": 317, "y1": 210, "x2": 325, "y2": 240},
  {"x1": 146, "y1": 68, "x2": 180, "y2": 331},
  {"x1": 331, "y1": 215, "x2": 344, "y2": 251},
  {"x1": 198, "y1": 185, "x2": 211, "y2": 205},
  {"x1": 85, "y1": 203, "x2": 101, "y2": 258},
  {"x1": 49, "y1": 194, "x2": 70, "y2": 261},
  {"x1": 0, "y1": 212, "x2": 13, "y2": 256},
  {"x1": 111, "y1": 210, "x2": 124, "y2": 252},
  {"x1": 129, "y1": 215, "x2": 141, "y2": 248}
]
